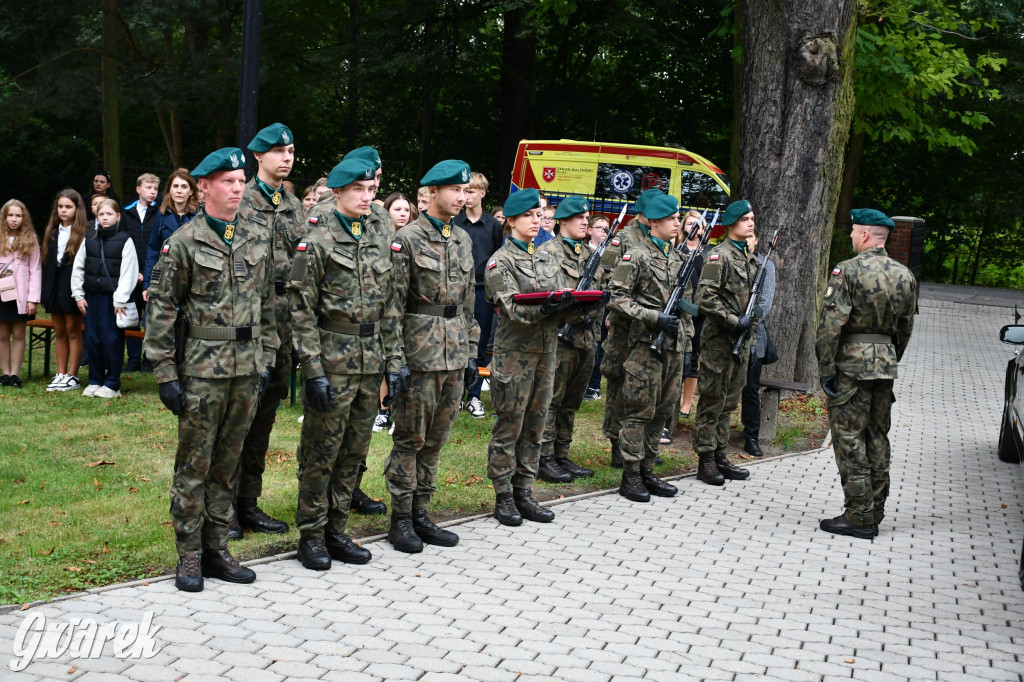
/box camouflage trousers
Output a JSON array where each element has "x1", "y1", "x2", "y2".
[
  {"x1": 295, "y1": 372, "x2": 380, "y2": 538},
  {"x1": 235, "y1": 327, "x2": 292, "y2": 499},
  {"x1": 694, "y1": 339, "x2": 749, "y2": 456},
  {"x1": 386, "y1": 369, "x2": 463, "y2": 514},
  {"x1": 170, "y1": 374, "x2": 260, "y2": 555},
  {"x1": 619, "y1": 347, "x2": 684, "y2": 471},
  {"x1": 487, "y1": 349, "x2": 557, "y2": 494},
  {"x1": 828, "y1": 373, "x2": 895, "y2": 527},
  {"x1": 541, "y1": 343, "x2": 595, "y2": 459},
  {"x1": 601, "y1": 322, "x2": 629, "y2": 446}
]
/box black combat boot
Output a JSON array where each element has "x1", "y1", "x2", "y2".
[
  {"x1": 744, "y1": 438, "x2": 764, "y2": 457},
  {"x1": 201, "y1": 549, "x2": 256, "y2": 583},
  {"x1": 610, "y1": 442, "x2": 624, "y2": 468},
  {"x1": 237, "y1": 497, "x2": 289, "y2": 534},
  {"x1": 350, "y1": 487, "x2": 387, "y2": 515},
  {"x1": 618, "y1": 470, "x2": 650, "y2": 503},
  {"x1": 640, "y1": 467, "x2": 678, "y2": 497},
  {"x1": 537, "y1": 457, "x2": 572, "y2": 483},
  {"x1": 494, "y1": 492, "x2": 523, "y2": 526},
  {"x1": 819, "y1": 514, "x2": 878, "y2": 539},
  {"x1": 555, "y1": 457, "x2": 594, "y2": 479},
  {"x1": 297, "y1": 536, "x2": 331, "y2": 571},
  {"x1": 697, "y1": 454, "x2": 725, "y2": 486},
  {"x1": 413, "y1": 510, "x2": 459, "y2": 547},
  {"x1": 388, "y1": 512, "x2": 424, "y2": 553},
  {"x1": 326, "y1": 531, "x2": 372, "y2": 564},
  {"x1": 175, "y1": 554, "x2": 203, "y2": 592},
  {"x1": 714, "y1": 451, "x2": 750, "y2": 480},
  {"x1": 513, "y1": 488, "x2": 555, "y2": 523},
  {"x1": 227, "y1": 510, "x2": 244, "y2": 541}
]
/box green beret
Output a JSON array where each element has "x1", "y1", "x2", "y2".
[
  {"x1": 326, "y1": 158, "x2": 376, "y2": 189},
  {"x1": 247, "y1": 123, "x2": 294, "y2": 152},
  {"x1": 343, "y1": 146, "x2": 381, "y2": 171},
  {"x1": 721, "y1": 199, "x2": 752, "y2": 226},
  {"x1": 191, "y1": 147, "x2": 246, "y2": 179},
  {"x1": 635, "y1": 188, "x2": 665, "y2": 216},
  {"x1": 504, "y1": 189, "x2": 541, "y2": 217},
  {"x1": 553, "y1": 195, "x2": 590, "y2": 220},
  {"x1": 644, "y1": 194, "x2": 680, "y2": 221},
  {"x1": 851, "y1": 208, "x2": 895, "y2": 229},
  {"x1": 420, "y1": 160, "x2": 471, "y2": 186}
]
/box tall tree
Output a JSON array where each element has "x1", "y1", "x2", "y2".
[
  {"x1": 738, "y1": 1, "x2": 859, "y2": 442},
  {"x1": 102, "y1": 0, "x2": 122, "y2": 198}
]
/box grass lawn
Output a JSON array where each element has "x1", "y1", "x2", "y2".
[{"x1": 0, "y1": 338, "x2": 826, "y2": 605}]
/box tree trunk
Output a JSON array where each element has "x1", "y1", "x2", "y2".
[
  {"x1": 102, "y1": 0, "x2": 121, "y2": 198},
  {"x1": 739, "y1": 1, "x2": 859, "y2": 445},
  {"x1": 969, "y1": 204, "x2": 994, "y2": 285},
  {"x1": 496, "y1": 5, "x2": 537, "y2": 198},
  {"x1": 729, "y1": 3, "x2": 743, "y2": 193},
  {"x1": 345, "y1": 0, "x2": 360, "y2": 152}
]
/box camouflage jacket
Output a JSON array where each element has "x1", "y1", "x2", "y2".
[
  {"x1": 240, "y1": 178, "x2": 308, "y2": 326},
  {"x1": 391, "y1": 214, "x2": 479, "y2": 371},
  {"x1": 608, "y1": 236, "x2": 692, "y2": 354},
  {"x1": 696, "y1": 239, "x2": 759, "y2": 335},
  {"x1": 538, "y1": 237, "x2": 605, "y2": 349},
  {"x1": 485, "y1": 239, "x2": 563, "y2": 354},
  {"x1": 145, "y1": 211, "x2": 278, "y2": 383},
  {"x1": 815, "y1": 246, "x2": 916, "y2": 381},
  {"x1": 601, "y1": 218, "x2": 647, "y2": 332},
  {"x1": 287, "y1": 206, "x2": 401, "y2": 378}
]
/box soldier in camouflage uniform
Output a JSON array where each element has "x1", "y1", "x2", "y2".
[
  {"x1": 815, "y1": 208, "x2": 916, "y2": 539},
  {"x1": 145, "y1": 147, "x2": 278, "y2": 592},
  {"x1": 600, "y1": 188, "x2": 665, "y2": 468},
  {"x1": 385, "y1": 160, "x2": 479, "y2": 553},
  {"x1": 694, "y1": 199, "x2": 759, "y2": 486},
  {"x1": 231, "y1": 123, "x2": 307, "y2": 538},
  {"x1": 288, "y1": 158, "x2": 402, "y2": 570},
  {"x1": 485, "y1": 189, "x2": 581, "y2": 526},
  {"x1": 538, "y1": 195, "x2": 602, "y2": 483},
  {"x1": 607, "y1": 194, "x2": 693, "y2": 502}
]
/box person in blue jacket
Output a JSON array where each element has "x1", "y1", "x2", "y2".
[{"x1": 143, "y1": 170, "x2": 199, "y2": 299}]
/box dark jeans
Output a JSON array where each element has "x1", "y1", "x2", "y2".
[
  {"x1": 466, "y1": 285, "x2": 495, "y2": 400},
  {"x1": 741, "y1": 353, "x2": 764, "y2": 441},
  {"x1": 84, "y1": 292, "x2": 125, "y2": 390}
]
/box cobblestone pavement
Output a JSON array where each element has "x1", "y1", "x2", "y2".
[{"x1": 2, "y1": 297, "x2": 1023, "y2": 681}]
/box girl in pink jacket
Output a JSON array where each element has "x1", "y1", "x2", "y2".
[{"x1": 0, "y1": 199, "x2": 42, "y2": 387}]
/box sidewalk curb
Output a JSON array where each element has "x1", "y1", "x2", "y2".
[{"x1": 1, "y1": 436, "x2": 832, "y2": 616}]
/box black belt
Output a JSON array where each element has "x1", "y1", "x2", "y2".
[
  {"x1": 840, "y1": 333, "x2": 892, "y2": 344},
  {"x1": 318, "y1": 320, "x2": 379, "y2": 337},
  {"x1": 408, "y1": 303, "x2": 459, "y2": 318},
  {"x1": 274, "y1": 281, "x2": 287, "y2": 294},
  {"x1": 188, "y1": 325, "x2": 258, "y2": 341}
]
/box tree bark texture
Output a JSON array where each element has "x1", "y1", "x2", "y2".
[
  {"x1": 497, "y1": 5, "x2": 537, "y2": 198},
  {"x1": 738, "y1": 0, "x2": 858, "y2": 444},
  {"x1": 102, "y1": 0, "x2": 121, "y2": 199}
]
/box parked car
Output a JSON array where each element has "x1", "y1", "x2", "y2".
[{"x1": 997, "y1": 319, "x2": 1024, "y2": 590}]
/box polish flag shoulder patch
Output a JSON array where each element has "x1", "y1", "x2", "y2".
[
  {"x1": 297, "y1": 242, "x2": 307, "y2": 252},
  {"x1": 708, "y1": 254, "x2": 719, "y2": 261},
  {"x1": 832, "y1": 267, "x2": 841, "y2": 276},
  {"x1": 488, "y1": 260, "x2": 497, "y2": 270},
  {"x1": 308, "y1": 215, "x2": 319, "y2": 224},
  {"x1": 391, "y1": 242, "x2": 403, "y2": 252},
  {"x1": 161, "y1": 244, "x2": 170, "y2": 254},
  {"x1": 621, "y1": 254, "x2": 632, "y2": 262},
  {"x1": 611, "y1": 238, "x2": 620, "y2": 246}
]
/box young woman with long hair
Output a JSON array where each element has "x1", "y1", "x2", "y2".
[{"x1": 0, "y1": 200, "x2": 42, "y2": 387}]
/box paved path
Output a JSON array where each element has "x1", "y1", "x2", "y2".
[{"x1": 3, "y1": 298, "x2": 1023, "y2": 681}]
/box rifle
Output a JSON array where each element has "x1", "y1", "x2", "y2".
[
  {"x1": 730, "y1": 221, "x2": 782, "y2": 364},
  {"x1": 648, "y1": 208, "x2": 720, "y2": 361},
  {"x1": 556, "y1": 202, "x2": 629, "y2": 345}
]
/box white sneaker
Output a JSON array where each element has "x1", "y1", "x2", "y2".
[
  {"x1": 95, "y1": 386, "x2": 121, "y2": 399},
  {"x1": 56, "y1": 375, "x2": 82, "y2": 392},
  {"x1": 46, "y1": 373, "x2": 67, "y2": 392},
  {"x1": 467, "y1": 397, "x2": 486, "y2": 419},
  {"x1": 82, "y1": 384, "x2": 100, "y2": 397},
  {"x1": 372, "y1": 410, "x2": 391, "y2": 433}
]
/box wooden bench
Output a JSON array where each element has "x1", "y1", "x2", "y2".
[{"x1": 27, "y1": 319, "x2": 145, "y2": 379}]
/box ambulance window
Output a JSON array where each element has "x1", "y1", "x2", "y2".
[{"x1": 680, "y1": 170, "x2": 729, "y2": 208}]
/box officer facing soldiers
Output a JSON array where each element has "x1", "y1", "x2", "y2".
[
  {"x1": 145, "y1": 147, "x2": 278, "y2": 592},
  {"x1": 600, "y1": 188, "x2": 665, "y2": 469},
  {"x1": 607, "y1": 194, "x2": 692, "y2": 502},
  {"x1": 289, "y1": 157, "x2": 402, "y2": 570},
  {"x1": 538, "y1": 195, "x2": 601, "y2": 483},
  {"x1": 815, "y1": 209, "x2": 916, "y2": 539},
  {"x1": 385, "y1": 160, "x2": 479, "y2": 553},
  {"x1": 232, "y1": 122, "x2": 307, "y2": 539},
  {"x1": 693, "y1": 199, "x2": 758, "y2": 486}
]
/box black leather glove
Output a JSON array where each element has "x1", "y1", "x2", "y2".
[
  {"x1": 540, "y1": 290, "x2": 573, "y2": 315},
  {"x1": 735, "y1": 313, "x2": 753, "y2": 332},
  {"x1": 291, "y1": 348, "x2": 300, "y2": 369},
  {"x1": 158, "y1": 380, "x2": 185, "y2": 416},
  {"x1": 464, "y1": 358, "x2": 479, "y2": 388},
  {"x1": 383, "y1": 367, "x2": 407, "y2": 407},
  {"x1": 305, "y1": 375, "x2": 335, "y2": 413},
  {"x1": 258, "y1": 366, "x2": 272, "y2": 402},
  {"x1": 820, "y1": 375, "x2": 838, "y2": 399},
  {"x1": 655, "y1": 312, "x2": 680, "y2": 334}
]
